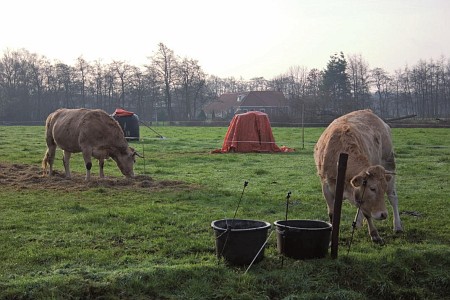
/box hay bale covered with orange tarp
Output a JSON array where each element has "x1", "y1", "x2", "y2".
[{"x1": 213, "y1": 111, "x2": 294, "y2": 153}]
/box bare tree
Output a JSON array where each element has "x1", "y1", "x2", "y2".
[
  {"x1": 55, "y1": 62, "x2": 76, "y2": 108},
  {"x1": 151, "y1": 43, "x2": 178, "y2": 121},
  {"x1": 288, "y1": 65, "x2": 309, "y2": 98},
  {"x1": 129, "y1": 65, "x2": 146, "y2": 116},
  {"x1": 144, "y1": 65, "x2": 162, "y2": 121},
  {"x1": 103, "y1": 64, "x2": 117, "y2": 112},
  {"x1": 305, "y1": 68, "x2": 323, "y2": 120},
  {"x1": 1, "y1": 46, "x2": 450, "y2": 122},
  {"x1": 0, "y1": 49, "x2": 20, "y2": 118},
  {"x1": 92, "y1": 60, "x2": 105, "y2": 109},
  {"x1": 26, "y1": 52, "x2": 50, "y2": 120},
  {"x1": 347, "y1": 54, "x2": 371, "y2": 110},
  {"x1": 371, "y1": 67, "x2": 391, "y2": 117},
  {"x1": 112, "y1": 60, "x2": 131, "y2": 108},
  {"x1": 75, "y1": 56, "x2": 90, "y2": 108},
  {"x1": 249, "y1": 77, "x2": 269, "y2": 91},
  {"x1": 176, "y1": 57, "x2": 206, "y2": 120}
]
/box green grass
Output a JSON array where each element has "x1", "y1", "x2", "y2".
[{"x1": 0, "y1": 125, "x2": 449, "y2": 299}]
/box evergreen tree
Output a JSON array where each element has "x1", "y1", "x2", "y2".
[{"x1": 320, "y1": 52, "x2": 352, "y2": 115}]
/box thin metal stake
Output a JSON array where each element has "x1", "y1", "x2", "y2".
[
  {"x1": 232, "y1": 181, "x2": 249, "y2": 222},
  {"x1": 219, "y1": 181, "x2": 249, "y2": 260},
  {"x1": 282, "y1": 191, "x2": 291, "y2": 268},
  {"x1": 347, "y1": 180, "x2": 367, "y2": 255},
  {"x1": 285, "y1": 191, "x2": 291, "y2": 221},
  {"x1": 347, "y1": 206, "x2": 361, "y2": 255}
]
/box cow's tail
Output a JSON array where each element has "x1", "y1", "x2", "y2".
[{"x1": 42, "y1": 149, "x2": 50, "y2": 175}]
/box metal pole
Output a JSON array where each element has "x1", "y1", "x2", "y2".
[
  {"x1": 330, "y1": 153, "x2": 348, "y2": 259},
  {"x1": 301, "y1": 102, "x2": 305, "y2": 149},
  {"x1": 142, "y1": 139, "x2": 146, "y2": 174}
]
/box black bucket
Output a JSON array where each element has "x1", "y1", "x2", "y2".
[
  {"x1": 274, "y1": 220, "x2": 332, "y2": 259},
  {"x1": 211, "y1": 219, "x2": 271, "y2": 266}
]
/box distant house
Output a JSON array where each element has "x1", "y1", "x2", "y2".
[{"x1": 204, "y1": 91, "x2": 289, "y2": 121}]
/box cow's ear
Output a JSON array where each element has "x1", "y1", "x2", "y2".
[
  {"x1": 133, "y1": 151, "x2": 144, "y2": 158},
  {"x1": 385, "y1": 174, "x2": 392, "y2": 182},
  {"x1": 351, "y1": 175, "x2": 365, "y2": 187}
]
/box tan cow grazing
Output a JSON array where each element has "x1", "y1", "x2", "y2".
[
  {"x1": 314, "y1": 109, "x2": 402, "y2": 243},
  {"x1": 42, "y1": 108, "x2": 140, "y2": 180}
]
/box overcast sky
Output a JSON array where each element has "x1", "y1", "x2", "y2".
[{"x1": 1, "y1": 0, "x2": 449, "y2": 79}]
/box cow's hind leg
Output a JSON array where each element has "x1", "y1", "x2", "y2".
[
  {"x1": 42, "y1": 139, "x2": 57, "y2": 176},
  {"x1": 384, "y1": 154, "x2": 403, "y2": 233},
  {"x1": 42, "y1": 144, "x2": 56, "y2": 176},
  {"x1": 63, "y1": 151, "x2": 72, "y2": 178},
  {"x1": 387, "y1": 180, "x2": 403, "y2": 233},
  {"x1": 322, "y1": 182, "x2": 335, "y2": 223}
]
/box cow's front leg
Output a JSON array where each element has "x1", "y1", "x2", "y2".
[
  {"x1": 366, "y1": 217, "x2": 383, "y2": 244},
  {"x1": 355, "y1": 209, "x2": 364, "y2": 228},
  {"x1": 99, "y1": 158, "x2": 105, "y2": 178},
  {"x1": 92, "y1": 149, "x2": 108, "y2": 179},
  {"x1": 63, "y1": 151, "x2": 72, "y2": 178}
]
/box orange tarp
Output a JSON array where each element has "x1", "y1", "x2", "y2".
[{"x1": 212, "y1": 111, "x2": 294, "y2": 153}]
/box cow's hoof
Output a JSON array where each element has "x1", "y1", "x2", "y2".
[
  {"x1": 370, "y1": 231, "x2": 384, "y2": 244},
  {"x1": 371, "y1": 236, "x2": 384, "y2": 244}
]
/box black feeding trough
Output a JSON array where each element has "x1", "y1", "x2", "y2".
[
  {"x1": 111, "y1": 108, "x2": 140, "y2": 140},
  {"x1": 274, "y1": 220, "x2": 332, "y2": 259},
  {"x1": 211, "y1": 219, "x2": 271, "y2": 266}
]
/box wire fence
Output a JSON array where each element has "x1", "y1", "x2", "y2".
[
  {"x1": 1, "y1": 128, "x2": 448, "y2": 177},
  {"x1": 1, "y1": 119, "x2": 450, "y2": 128}
]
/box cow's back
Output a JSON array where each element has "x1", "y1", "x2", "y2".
[
  {"x1": 78, "y1": 109, "x2": 128, "y2": 152},
  {"x1": 47, "y1": 108, "x2": 127, "y2": 153},
  {"x1": 314, "y1": 109, "x2": 394, "y2": 181}
]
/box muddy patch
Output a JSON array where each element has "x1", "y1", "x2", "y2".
[{"x1": 0, "y1": 163, "x2": 187, "y2": 192}]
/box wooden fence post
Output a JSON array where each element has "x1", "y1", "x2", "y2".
[{"x1": 330, "y1": 153, "x2": 348, "y2": 259}]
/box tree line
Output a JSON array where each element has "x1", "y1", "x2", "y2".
[{"x1": 0, "y1": 44, "x2": 449, "y2": 123}]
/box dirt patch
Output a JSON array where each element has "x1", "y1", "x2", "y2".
[{"x1": 0, "y1": 163, "x2": 187, "y2": 192}]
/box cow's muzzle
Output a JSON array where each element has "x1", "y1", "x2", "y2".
[{"x1": 372, "y1": 210, "x2": 388, "y2": 220}]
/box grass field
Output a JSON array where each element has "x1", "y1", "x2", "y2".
[{"x1": 0, "y1": 125, "x2": 449, "y2": 299}]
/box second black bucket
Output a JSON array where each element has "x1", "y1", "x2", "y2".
[
  {"x1": 211, "y1": 219, "x2": 271, "y2": 266},
  {"x1": 274, "y1": 220, "x2": 332, "y2": 259}
]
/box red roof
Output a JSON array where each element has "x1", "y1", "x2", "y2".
[
  {"x1": 240, "y1": 91, "x2": 288, "y2": 107},
  {"x1": 204, "y1": 93, "x2": 239, "y2": 113}
]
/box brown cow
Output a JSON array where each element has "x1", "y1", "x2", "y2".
[
  {"x1": 42, "y1": 108, "x2": 140, "y2": 180},
  {"x1": 314, "y1": 109, "x2": 402, "y2": 243}
]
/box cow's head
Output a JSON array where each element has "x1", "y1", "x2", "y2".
[
  {"x1": 112, "y1": 147, "x2": 142, "y2": 178},
  {"x1": 350, "y1": 165, "x2": 392, "y2": 220}
]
